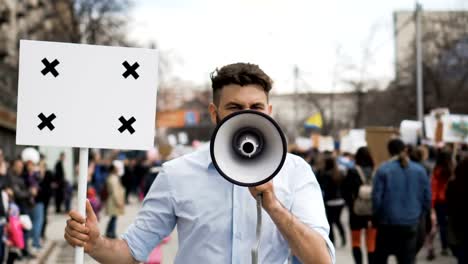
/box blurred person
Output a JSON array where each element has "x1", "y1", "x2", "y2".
[
  {"x1": 91, "y1": 152, "x2": 110, "y2": 201},
  {"x1": 34, "y1": 159, "x2": 53, "y2": 248},
  {"x1": 409, "y1": 146, "x2": 437, "y2": 260},
  {"x1": 446, "y1": 155, "x2": 468, "y2": 263},
  {"x1": 337, "y1": 152, "x2": 355, "y2": 171},
  {"x1": 373, "y1": 138, "x2": 431, "y2": 264},
  {"x1": 0, "y1": 154, "x2": 9, "y2": 263},
  {"x1": 431, "y1": 149, "x2": 453, "y2": 256},
  {"x1": 63, "y1": 179, "x2": 73, "y2": 213},
  {"x1": 6, "y1": 159, "x2": 35, "y2": 259},
  {"x1": 105, "y1": 164, "x2": 125, "y2": 239},
  {"x1": 121, "y1": 158, "x2": 135, "y2": 204},
  {"x1": 87, "y1": 187, "x2": 102, "y2": 220},
  {"x1": 5, "y1": 193, "x2": 24, "y2": 264},
  {"x1": 318, "y1": 152, "x2": 346, "y2": 247},
  {"x1": 22, "y1": 160, "x2": 39, "y2": 256},
  {"x1": 53, "y1": 152, "x2": 66, "y2": 213},
  {"x1": 0, "y1": 149, "x2": 7, "y2": 176},
  {"x1": 342, "y1": 147, "x2": 376, "y2": 264},
  {"x1": 64, "y1": 63, "x2": 334, "y2": 264},
  {"x1": 134, "y1": 156, "x2": 149, "y2": 201}
]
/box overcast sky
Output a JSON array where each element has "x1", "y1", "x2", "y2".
[{"x1": 128, "y1": 0, "x2": 466, "y2": 93}]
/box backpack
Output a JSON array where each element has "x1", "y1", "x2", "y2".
[{"x1": 353, "y1": 166, "x2": 373, "y2": 216}]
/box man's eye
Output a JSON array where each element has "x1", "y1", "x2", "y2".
[{"x1": 228, "y1": 106, "x2": 240, "y2": 110}]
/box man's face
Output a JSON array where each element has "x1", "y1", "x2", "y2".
[{"x1": 209, "y1": 84, "x2": 272, "y2": 124}]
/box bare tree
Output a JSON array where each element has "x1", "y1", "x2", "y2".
[
  {"x1": 394, "y1": 11, "x2": 468, "y2": 119},
  {"x1": 336, "y1": 23, "x2": 383, "y2": 129}
]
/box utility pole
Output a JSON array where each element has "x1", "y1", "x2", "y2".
[
  {"x1": 416, "y1": 2, "x2": 424, "y2": 124},
  {"x1": 293, "y1": 65, "x2": 299, "y2": 136}
]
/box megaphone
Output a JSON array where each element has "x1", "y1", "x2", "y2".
[{"x1": 210, "y1": 110, "x2": 287, "y2": 186}]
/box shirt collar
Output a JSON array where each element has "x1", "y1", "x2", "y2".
[{"x1": 199, "y1": 144, "x2": 214, "y2": 169}]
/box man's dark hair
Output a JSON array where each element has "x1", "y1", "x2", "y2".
[
  {"x1": 210, "y1": 63, "x2": 273, "y2": 105},
  {"x1": 387, "y1": 138, "x2": 408, "y2": 167}
]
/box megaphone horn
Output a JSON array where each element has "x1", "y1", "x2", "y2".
[{"x1": 210, "y1": 110, "x2": 287, "y2": 187}]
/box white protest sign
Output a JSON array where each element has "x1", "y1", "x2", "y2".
[
  {"x1": 400, "y1": 120, "x2": 422, "y2": 145},
  {"x1": 318, "y1": 136, "x2": 335, "y2": 152},
  {"x1": 442, "y1": 115, "x2": 468, "y2": 143},
  {"x1": 295, "y1": 137, "x2": 312, "y2": 150},
  {"x1": 16, "y1": 40, "x2": 158, "y2": 150},
  {"x1": 340, "y1": 129, "x2": 366, "y2": 154}
]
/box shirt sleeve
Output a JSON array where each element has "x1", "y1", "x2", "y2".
[
  {"x1": 121, "y1": 168, "x2": 176, "y2": 262},
  {"x1": 291, "y1": 159, "x2": 336, "y2": 264}
]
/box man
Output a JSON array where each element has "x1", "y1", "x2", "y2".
[
  {"x1": 372, "y1": 139, "x2": 431, "y2": 264},
  {"x1": 64, "y1": 63, "x2": 335, "y2": 264}
]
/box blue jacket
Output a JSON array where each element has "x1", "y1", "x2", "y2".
[{"x1": 372, "y1": 159, "x2": 431, "y2": 226}]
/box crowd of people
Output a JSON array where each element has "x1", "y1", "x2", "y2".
[
  {"x1": 0, "y1": 149, "x2": 71, "y2": 263},
  {"x1": 292, "y1": 139, "x2": 468, "y2": 264},
  {"x1": 0, "y1": 147, "x2": 164, "y2": 263},
  {"x1": 84, "y1": 149, "x2": 165, "y2": 239}
]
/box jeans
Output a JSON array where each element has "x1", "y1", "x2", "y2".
[
  {"x1": 106, "y1": 216, "x2": 117, "y2": 238},
  {"x1": 375, "y1": 224, "x2": 419, "y2": 264},
  {"x1": 32, "y1": 202, "x2": 45, "y2": 248}
]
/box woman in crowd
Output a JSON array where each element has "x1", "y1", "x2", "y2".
[
  {"x1": 343, "y1": 147, "x2": 376, "y2": 264},
  {"x1": 431, "y1": 149, "x2": 453, "y2": 256},
  {"x1": 105, "y1": 163, "x2": 125, "y2": 239},
  {"x1": 318, "y1": 152, "x2": 347, "y2": 247}
]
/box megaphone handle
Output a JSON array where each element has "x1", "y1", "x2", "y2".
[{"x1": 251, "y1": 193, "x2": 262, "y2": 264}]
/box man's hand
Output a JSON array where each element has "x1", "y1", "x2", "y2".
[
  {"x1": 65, "y1": 200, "x2": 101, "y2": 254},
  {"x1": 248, "y1": 181, "x2": 280, "y2": 211}
]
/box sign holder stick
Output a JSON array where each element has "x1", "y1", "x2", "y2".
[{"x1": 75, "y1": 147, "x2": 89, "y2": 264}]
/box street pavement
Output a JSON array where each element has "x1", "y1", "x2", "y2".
[{"x1": 39, "y1": 197, "x2": 455, "y2": 264}]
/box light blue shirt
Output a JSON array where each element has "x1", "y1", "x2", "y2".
[{"x1": 122, "y1": 146, "x2": 335, "y2": 263}]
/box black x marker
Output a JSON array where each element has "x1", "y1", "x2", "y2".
[
  {"x1": 41, "y1": 58, "x2": 60, "y2": 77},
  {"x1": 38, "y1": 113, "x2": 56, "y2": 131},
  {"x1": 122, "y1": 61, "x2": 140, "y2": 79},
  {"x1": 118, "y1": 116, "x2": 136, "y2": 134}
]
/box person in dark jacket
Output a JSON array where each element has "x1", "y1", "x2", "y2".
[
  {"x1": 372, "y1": 139, "x2": 431, "y2": 264},
  {"x1": 446, "y1": 155, "x2": 468, "y2": 263},
  {"x1": 343, "y1": 147, "x2": 376, "y2": 264},
  {"x1": 37, "y1": 159, "x2": 53, "y2": 243},
  {"x1": 53, "y1": 152, "x2": 66, "y2": 213},
  {"x1": 318, "y1": 152, "x2": 346, "y2": 247}
]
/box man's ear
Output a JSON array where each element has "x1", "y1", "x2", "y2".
[
  {"x1": 268, "y1": 104, "x2": 273, "y2": 115},
  {"x1": 208, "y1": 103, "x2": 217, "y2": 124}
]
